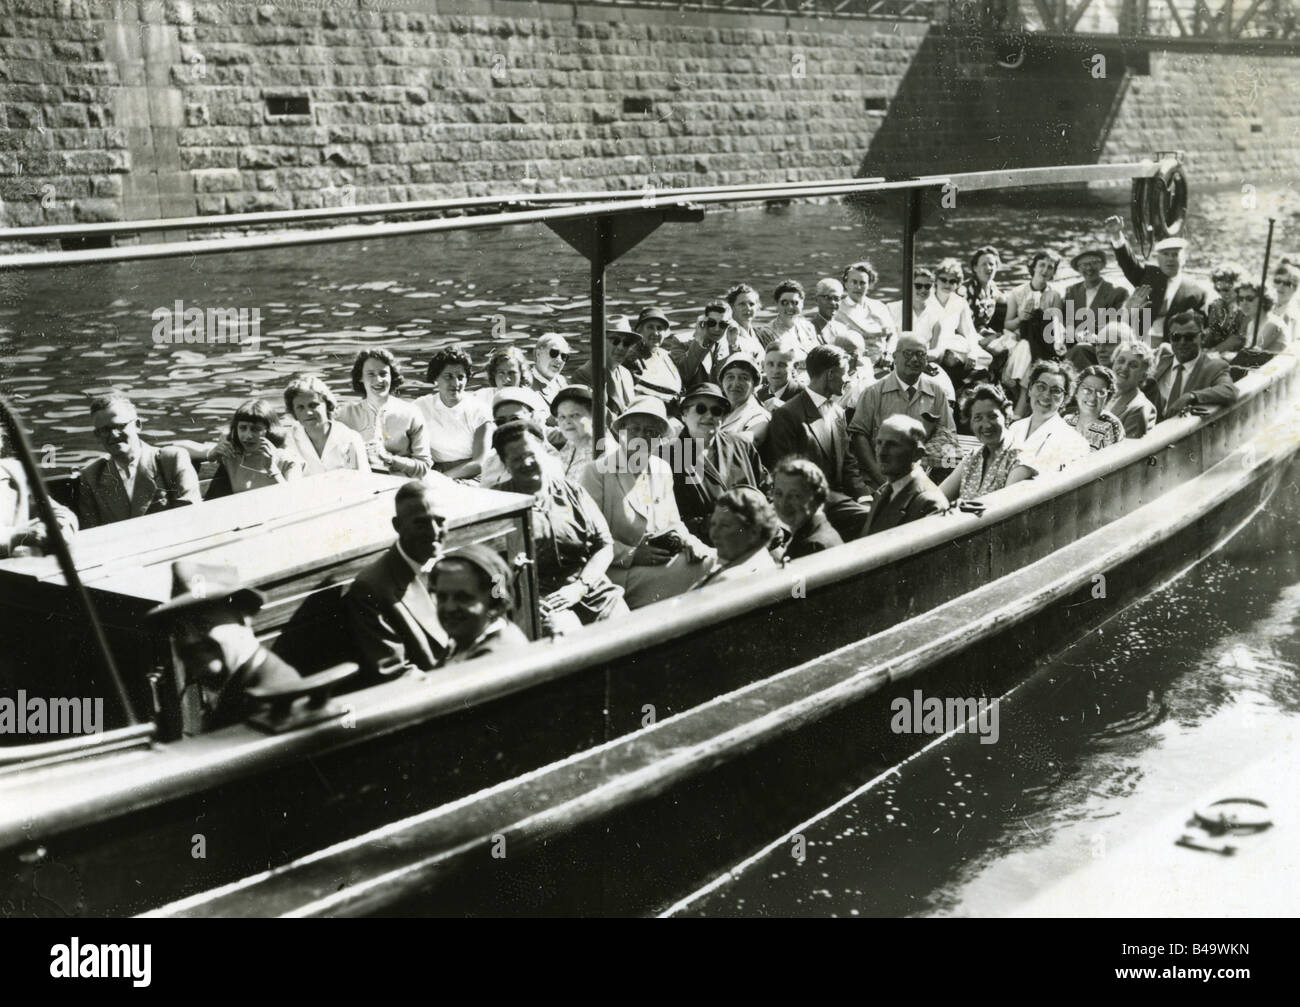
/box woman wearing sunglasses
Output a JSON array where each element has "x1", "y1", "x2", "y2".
[
  {"x1": 1007, "y1": 360, "x2": 1090, "y2": 474},
  {"x1": 1066, "y1": 365, "x2": 1126, "y2": 451},
  {"x1": 1267, "y1": 261, "x2": 1300, "y2": 352},
  {"x1": 574, "y1": 315, "x2": 641, "y2": 422},
  {"x1": 1230, "y1": 283, "x2": 1286, "y2": 365},
  {"x1": 1204, "y1": 263, "x2": 1246, "y2": 355},
  {"x1": 663, "y1": 382, "x2": 770, "y2": 545},
  {"x1": 915, "y1": 258, "x2": 991, "y2": 390}
]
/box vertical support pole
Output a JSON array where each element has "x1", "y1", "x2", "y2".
[
  {"x1": 590, "y1": 216, "x2": 608, "y2": 448},
  {"x1": 901, "y1": 188, "x2": 920, "y2": 333}
]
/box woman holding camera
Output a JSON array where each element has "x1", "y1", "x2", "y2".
[{"x1": 579, "y1": 397, "x2": 713, "y2": 608}]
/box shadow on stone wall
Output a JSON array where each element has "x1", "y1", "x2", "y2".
[{"x1": 859, "y1": 30, "x2": 1134, "y2": 180}]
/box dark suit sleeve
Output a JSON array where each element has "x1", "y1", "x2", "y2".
[
  {"x1": 1192, "y1": 361, "x2": 1240, "y2": 409},
  {"x1": 746, "y1": 440, "x2": 771, "y2": 496},
  {"x1": 761, "y1": 405, "x2": 802, "y2": 468},
  {"x1": 345, "y1": 581, "x2": 411, "y2": 680},
  {"x1": 161, "y1": 447, "x2": 202, "y2": 506},
  {"x1": 1113, "y1": 242, "x2": 1146, "y2": 288},
  {"x1": 672, "y1": 340, "x2": 711, "y2": 388},
  {"x1": 913, "y1": 489, "x2": 947, "y2": 520},
  {"x1": 1121, "y1": 406, "x2": 1148, "y2": 440},
  {"x1": 75, "y1": 465, "x2": 102, "y2": 530}
]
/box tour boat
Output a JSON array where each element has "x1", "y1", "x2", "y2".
[{"x1": 3, "y1": 159, "x2": 1296, "y2": 917}]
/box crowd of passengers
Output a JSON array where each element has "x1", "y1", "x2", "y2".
[{"x1": 3, "y1": 214, "x2": 1295, "y2": 717}]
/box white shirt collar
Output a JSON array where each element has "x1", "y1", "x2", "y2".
[
  {"x1": 889, "y1": 467, "x2": 917, "y2": 495},
  {"x1": 805, "y1": 387, "x2": 829, "y2": 409},
  {"x1": 396, "y1": 540, "x2": 435, "y2": 576}
]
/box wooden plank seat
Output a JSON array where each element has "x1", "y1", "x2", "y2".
[{"x1": 0, "y1": 471, "x2": 537, "y2": 733}]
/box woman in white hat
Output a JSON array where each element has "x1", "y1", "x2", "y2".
[{"x1": 579, "y1": 397, "x2": 713, "y2": 608}]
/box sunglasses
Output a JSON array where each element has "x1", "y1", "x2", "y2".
[
  {"x1": 548, "y1": 348, "x2": 569, "y2": 360},
  {"x1": 914, "y1": 282, "x2": 933, "y2": 291},
  {"x1": 689, "y1": 403, "x2": 729, "y2": 417},
  {"x1": 1276, "y1": 279, "x2": 1296, "y2": 288},
  {"x1": 1239, "y1": 293, "x2": 1258, "y2": 301},
  {"x1": 703, "y1": 318, "x2": 728, "y2": 329},
  {"x1": 607, "y1": 335, "x2": 641, "y2": 348},
  {"x1": 937, "y1": 275, "x2": 960, "y2": 284}
]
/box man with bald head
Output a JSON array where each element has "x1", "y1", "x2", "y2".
[
  {"x1": 809, "y1": 278, "x2": 849, "y2": 340},
  {"x1": 346, "y1": 480, "x2": 450, "y2": 679},
  {"x1": 848, "y1": 333, "x2": 956, "y2": 489},
  {"x1": 859, "y1": 415, "x2": 947, "y2": 536}
]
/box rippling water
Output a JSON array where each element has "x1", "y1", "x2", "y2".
[
  {"x1": 2, "y1": 183, "x2": 1298, "y2": 470},
  {"x1": 671, "y1": 466, "x2": 1300, "y2": 917}
]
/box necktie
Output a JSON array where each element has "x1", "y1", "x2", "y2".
[
  {"x1": 1168, "y1": 363, "x2": 1185, "y2": 406},
  {"x1": 906, "y1": 385, "x2": 917, "y2": 403},
  {"x1": 873, "y1": 483, "x2": 894, "y2": 519}
]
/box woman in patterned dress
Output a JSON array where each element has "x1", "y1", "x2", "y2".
[
  {"x1": 939, "y1": 384, "x2": 1037, "y2": 502},
  {"x1": 1066, "y1": 365, "x2": 1126, "y2": 451}
]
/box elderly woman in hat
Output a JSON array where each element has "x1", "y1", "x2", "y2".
[
  {"x1": 550, "y1": 384, "x2": 596, "y2": 477},
  {"x1": 693, "y1": 487, "x2": 782, "y2": 588},
  {"x1": 574, "y1": 315, "x2": 640, "y2": 421},
  {"x1": 629, "y1": 307, "x2": 683, "y2": 402},
  {"x1": 716, "y1": 352, "x2": 770, "y2": 449},
  {"x1": 662, "y1": 382, "x2": 770, "y2": 545},
  {"x1": 579, "y1": 397, "x2": 713, "y2": 608},
  {"x1": 493, "y1": 419, "x2": 628, "y2": 633},
  {"x1": 433, "y1": 544, "x2": 531, "y2": 664}
]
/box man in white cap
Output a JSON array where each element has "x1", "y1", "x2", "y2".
[
  {"x1": 1104, "y1": 215, "x2": 1208, "y2": 342},
  {"x1": 530, "y1": 332, "x2": 572, "y2": 404}
]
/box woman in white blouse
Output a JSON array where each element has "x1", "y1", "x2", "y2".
[
  {"x1": 1003, "y1": 251, "x2": 1066, "y2": 401},
  {"x1": 283, "y1": 374, "x2": 370, "y2": 476},
  {"x1": 1007, "y1": 360, "x2": 1090, "y2": 474},
  {"x1": 415, "y1": 346, "x2": 491, "y2": 478},
  {"x1": 834, "y1": 260, "x2": 897, "y2": 367},
  {"x1": 336, "y1": 348, "x2": 433, "y2": 478},
  {"x1": 916, "y1": 258, "x2": 992, "y2": 385}
]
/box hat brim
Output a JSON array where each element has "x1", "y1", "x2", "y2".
[
  {"x1": 148, "y1": 586, "x2": 264, "y2": 621},
  {"x1": 681, "y1": 389, "x2": 730, "y2": 408}
]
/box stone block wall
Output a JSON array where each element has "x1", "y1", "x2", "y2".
[{"x1": 1, "y1": 0, "x2": 1298, "y2": 233}]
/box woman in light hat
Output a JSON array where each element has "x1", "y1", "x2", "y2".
[
  {"x1": 574, "y1": 315, "x2": 640, "y2": 422},
  {"x1": 715, "y1": 352, "x2": 770, "y2": 449},
  {"x1": 579, "y1": 396, "x2": 713, "y2": 608},
  {"x1": 551, "y1": 384, "x2": 596, "y2": 477},
  {"x1": 629, "y1": 307, "x2": 683, "y2": 402},
  {"x1": 663, "y1": 382, "x2": 769, "y2": 545}
]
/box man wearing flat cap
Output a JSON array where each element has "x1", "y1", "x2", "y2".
[
  {"x1": 629, "y1": 307, "x2": 684, "y2": 402},
  {"x1": 432, "y1": 544, "x2": 530, "y2": 664},
  {"x1": 1104, "y1": 216, "x2": 1208, "y2": 341},
  {"x1": 147, "y1": 560, "x2": 300, "y2": 733},
  {"x1": 1063, "y1": 246, "x2": 1129, "y2": 345}
]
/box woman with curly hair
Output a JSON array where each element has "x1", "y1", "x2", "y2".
[
  {"x1": 938, "y1": 384, "x2": 1037, "y2": 502},
  {"x1": 1067, "y1": 364, "x2": 1126, "y2": 450},
  {"x1": 757, "y1": 279, "x2": 820, "y2": 357},
  {"x1": 1008, "y1": 360, "x2": 1090, "y2": 473},
  {"x1": 415, "y1": 346, "x2": 491, "y2": 477},
  {"x1": 204, "y1": 399, "x2": 305, "y2": 499},
  {"x1": 336, "y1": 347, "x2": 432, "y2": 477},
  {"x1": 474, "y1": 346, "x2": 532, "y2": 406},
  {"x1": 692, "y1": 486, "x2": 782, "y2": 588}
]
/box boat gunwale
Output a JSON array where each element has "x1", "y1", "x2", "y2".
[{"x1": 0, "y1": 355, "x2": 1293, "y2": 850}]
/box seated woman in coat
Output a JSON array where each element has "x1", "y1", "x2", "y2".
[
  {"x1": 693, "y1": 487, "x2": 782, "y2": 588},
  {"x1": 204, "y1": 399, "x2": 305, "y2": 499},
  {"x1": 939, "y1": 384, "x2": 1038, "y2": 502},
  {"x1": 493, "y1": 419, "x2": 629, "y2": 634},
  {"x1": 579, "y1": 396, "x2": 713, "y2": 608},
  {"x1": 660, "y1": 382, "x2": 770, "y2": 545}
]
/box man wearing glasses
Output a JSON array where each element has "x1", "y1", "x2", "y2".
[
  {"x1": 848, "y1": 334, "x2": 956, "y2": 491},
  {"x1": 530, "y1": 332, "x2": 572, "y2": 405},
  {"x1": 76, "y1": 392, "x2": 201, "y2": 529},
  {"x1": 809, "y1": 278, "x2": 850, "y2": 341},
  {"x1": 574, "y1": 315, "x2": 641, "y2": 420},
  {"x1": 1104, "y1": 216, "x2": 1207, "y2": 341},
  {"x1": 672, "y1": 299, "x2": 761, "y2": 389},
  {"x1": 1150, "y1": 310, "x2": 1239, "y2": 419}
]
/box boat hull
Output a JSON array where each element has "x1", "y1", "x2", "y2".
[{"x1": 3, "y1": 358, "x2": 1298, "y2": 917}]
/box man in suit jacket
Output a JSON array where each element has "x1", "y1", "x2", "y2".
[
  {"x1": 347, "y1": 481, "x2": 450, "y2": 679},
  {"x1": 1148, "y1": 310, "x2": 1240, "y2": 420},
  {"x1": 1104, "y1": 218, "x2": 1208, "y2": 341},
  {"x1": 433, "y1": 544, "x2": 531, "y2": 665},
  {"x1": 763, "y1": 345, "x2": 869, "y2": 540},
  {"x1": 1062, "y1": 247, "x2": 1129, "y2": 343},
  {"x1": 860, "y1": 415, "x2": 948, "y2": 537},
  {"x1": 77, "y1": 393, "x2": 201, "y2": 529}
]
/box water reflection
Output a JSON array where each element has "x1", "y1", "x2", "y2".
[
  {"x1": 2, "y1": 185, "x2": 1299, "y2": 471},
  {"x1": 675, "y1": 471, "x2": 1300, "y2": 917}
]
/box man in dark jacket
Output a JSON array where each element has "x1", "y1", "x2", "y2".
[
  {"x1": 771, "y1": 458, "x2": 842, "y2": 561},
  {"x1": 1104, "y1": 216, "x2": 1208, "y2": 341},
  {"x1": 859, "y1": 415, "x2": 947, "y2": 537},
  {"x1": 1149, "y1": 310, "x2": 1240, "y2": 419}
]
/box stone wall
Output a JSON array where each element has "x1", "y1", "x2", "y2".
[{"x1": 1, "y1": 0, "x2": 1298, "y2": 232}]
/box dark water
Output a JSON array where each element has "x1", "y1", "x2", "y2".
[
  {"x1": 3, "y1": 184, "x2": 1299, "y2": 470},
  {"x1": 669, "y1": 467, "x2": 1300, "y2": 917}
]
